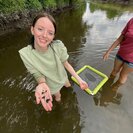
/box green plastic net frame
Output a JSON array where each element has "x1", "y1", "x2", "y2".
[{"x1": 71, "y1": 65, "x2": 108, "y2": 95}]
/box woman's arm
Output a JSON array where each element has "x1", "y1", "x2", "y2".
[
  {"x1": 103, "y1": 34, "x2": 124, "y2": 61},
  {"x1": 19, "y1": 54, "x2": 53, "y2": 111},
  {"x1": 63, "y1": 61, "x2": 88, "y2": 90}
]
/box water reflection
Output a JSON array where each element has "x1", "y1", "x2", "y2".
[
  {"x1": 71, "y1": 2, "x2": 133, "y2": 133},
  {"x1": 93, "y1": 77, "x2": 123, "y2": 107},
  {"x1": 55, "y1": 11, "x2": 88, "y2": 52},
  {"x1": 82, "y1": 2, "x2": 90, "y2": 24},
  {"x1": 71, "y1": 1, "x2": 133, "y2": 72},
  {"x1": 89, "y1": 2, "x2": 123, "y2": 19}
]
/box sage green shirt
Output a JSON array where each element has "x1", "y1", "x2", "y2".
[{"x1": 19, "y1": 40, "x2": 69, "y2": 94}]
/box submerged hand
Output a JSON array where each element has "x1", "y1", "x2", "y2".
[{"x1": 35, "y1": 83, "x2": 53, "y2": 111}]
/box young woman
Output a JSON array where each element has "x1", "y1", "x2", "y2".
[
  {"x1": 19, "y1": 13, "x2": 88, "y2": 111},
  {"x1": 103, "y1": 17, "x2": 133, "y2": 90}
]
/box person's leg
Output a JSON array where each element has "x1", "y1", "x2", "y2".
[
  {"x1": 118, "y1": 63, "x2": 133, "y2": 84},
  {"x1": 112, "y1": 63, "x2": 133, "y2": 91},
  {"x1": 110, "y1": 57, "x2": 124, "y2": 77},
  {"x1": 64, "y1": 80, "x2": 71, "y2": 87},
  {"x1": 54, "y1": 91, "x2": 61, "y2": 102}
]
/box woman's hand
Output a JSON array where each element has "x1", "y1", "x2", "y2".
[
  {"x1": 35, "y1": 83, "x2": 53, "y2": 111},
  {"x1": 79, "y1": 79, "x2": 89, "y2": 90},
  {"x1": 103, "y1": 51, "x2": 110, "y2": 61}
]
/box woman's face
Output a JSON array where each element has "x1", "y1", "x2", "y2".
[{"x1": 31, "y1": 17, "x2": 55, "y2": 49}]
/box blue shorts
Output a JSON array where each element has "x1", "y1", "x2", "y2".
[{"x1": 116, "y1": 54, "x2": 133, "y2": 68}]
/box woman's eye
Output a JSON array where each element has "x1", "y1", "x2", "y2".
[
  {"x1": 38, "y1": 28, "x2": 43, "y2": 31},
  {"x1": 48, "y1": 32, "x2": 54, "y2": 36}
]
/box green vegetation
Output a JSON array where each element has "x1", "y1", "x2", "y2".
[
  {"x1": 0, "y1": 0, "x2": 26, "y2": 13},
  {"x1": 89, "y1": 0, "x2": 133, "y2": 12},
  {"x1": 0, "y1": 0, "x2": 83, "y2": 14}
]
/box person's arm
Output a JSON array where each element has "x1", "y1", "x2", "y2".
[
  {"x1": 55, "y1": 40, "x2": 88, "y2": 89},
  {"x1": 63, "y1": 61, "x2": 88, "y2": 90},
  {"x1": 19, "y1": 53, "x2": 53, "y2": 111},
  {"x1": 103, "y1": 34, "x2": 124, "y2": 61}
]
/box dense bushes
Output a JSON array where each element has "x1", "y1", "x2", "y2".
[{"x1": 0, "y1": 0, "x2": 83, "y2": 13}]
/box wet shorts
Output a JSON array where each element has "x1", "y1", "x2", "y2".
[{"x1": 116, "y1": 54, "x2": 133, "y2": 68}]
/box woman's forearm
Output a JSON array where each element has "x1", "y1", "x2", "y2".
[
  {"x1": 106, "y1": 34, "x2": 124, "y2": 54},
  {"x1": 63, "y1": 61, "x2": 82, "y2": 82}
]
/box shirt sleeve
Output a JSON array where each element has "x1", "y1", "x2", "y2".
[
  {"x1": 19, "y1": 50, "x2": 45, "y2": 82},
  {"x1": 121, "y1": 18, "x2": 132, "y2": 35},
  {"x1": 53, "y1": 40, "x2": 69, "y2": 63}
]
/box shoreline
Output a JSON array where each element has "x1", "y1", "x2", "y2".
[{"x1": 0, "y1": 6, "x2": 75, "y2": 36}]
